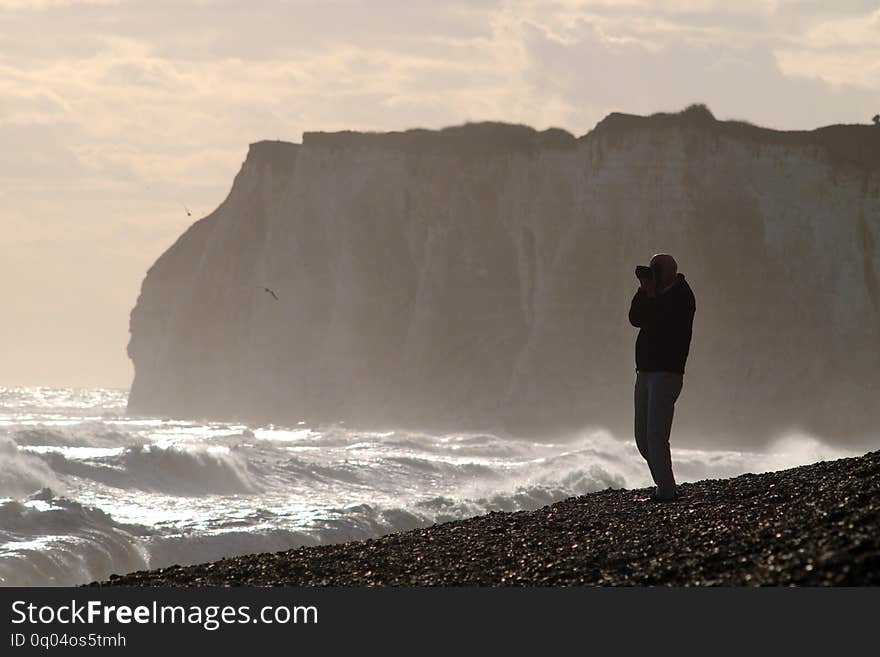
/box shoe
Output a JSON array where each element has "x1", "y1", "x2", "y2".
[{"x1": 649, "y1": 489, "x2": 680, "y2": 503}]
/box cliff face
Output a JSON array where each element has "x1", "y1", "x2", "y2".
[{"x1": 127, "y1": 107, "x2": 880, "y2": 448}]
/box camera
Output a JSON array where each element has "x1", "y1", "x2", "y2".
[{"x1": 635, "y1": 265, "x2": 653, "y2": 280}]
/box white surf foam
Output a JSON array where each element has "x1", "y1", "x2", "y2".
[{"x1": 0, "y1": 386, "x2": 869, "y2": 586}]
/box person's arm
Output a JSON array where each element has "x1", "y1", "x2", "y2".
[
  {"x1": 662, "y1": 289, "x2": 696, "y2": 353},
  {"x1": 628, "y1": 287, "x2": 657, "y2": 327}
]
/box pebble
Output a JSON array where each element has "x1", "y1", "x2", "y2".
[{"x1": 88, "y1": 450, "x2": 880, "y2": 587}]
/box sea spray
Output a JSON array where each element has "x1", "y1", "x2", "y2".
[{"x1": 0, "y1": 386, "x2": 863, "y2": 586}]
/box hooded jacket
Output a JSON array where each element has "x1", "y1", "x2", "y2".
[{"x1": 627, "y1": 272, "x2": 696, "y2": 374}]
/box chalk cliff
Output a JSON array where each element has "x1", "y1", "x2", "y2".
[{"x1": 127, "y1": 105, "x2": 880, "y2": 448}]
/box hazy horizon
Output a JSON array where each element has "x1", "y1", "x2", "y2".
[{"x1": 2, "y1": 0, "x2": 879, "y2": 388}]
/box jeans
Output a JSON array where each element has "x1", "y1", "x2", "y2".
[{"x1": 634, "y1": 370, "x2": 683, "y2": 497}]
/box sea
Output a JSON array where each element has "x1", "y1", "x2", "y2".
[{"x1": 0, "y1": 386, "x2": 857, "y2": 586}]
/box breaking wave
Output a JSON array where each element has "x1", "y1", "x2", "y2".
[
  {"x1": 35, "y1": 445, "x2": 260, "y2": 496},
  {"x1": 0, "y1": 437, "x2": 65, "y2": 498},
  {"x1": 0, "y1": 386, "x2": 868, "y2": 586},
  {"x1": 0, "y1": 490, "x2": 149, "y2": 587}
]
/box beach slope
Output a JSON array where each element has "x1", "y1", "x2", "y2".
[{"x1": 90, "y1": 449, "x2": 879, "y2": 586}]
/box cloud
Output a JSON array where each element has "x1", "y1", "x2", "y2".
[
  {"x1": 0, "y1": 120, "x2": 89, "y2": 185},
  {"x1": 508, "y1": 3, "x2": 879, "y2": 131},
  {"x1": 775, "y1": 8, "x2": 880, "y2": 87},
  {"x1": 0, "y1": 0, "x2": 119, "y2": 9}
]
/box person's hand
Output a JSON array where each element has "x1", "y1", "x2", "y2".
[{"x1": 639, "y1": 276, "x2": 656, "y2": 297}]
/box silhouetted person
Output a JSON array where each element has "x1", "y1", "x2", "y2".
[{"x1": 628, "y1": 253, "x2": 696, "y2": 501}]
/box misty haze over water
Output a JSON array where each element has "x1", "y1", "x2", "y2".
[{"x1": 0, "y1": 386, "x2": 856, "y2": 586}]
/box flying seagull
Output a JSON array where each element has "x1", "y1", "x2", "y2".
[{"x1": 262, "y1": 287, "x2": 279, "y2": 301}]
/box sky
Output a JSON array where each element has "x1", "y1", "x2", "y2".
[{"x1": 1, "y1": 0, "x2": 878, "y2": 388}]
